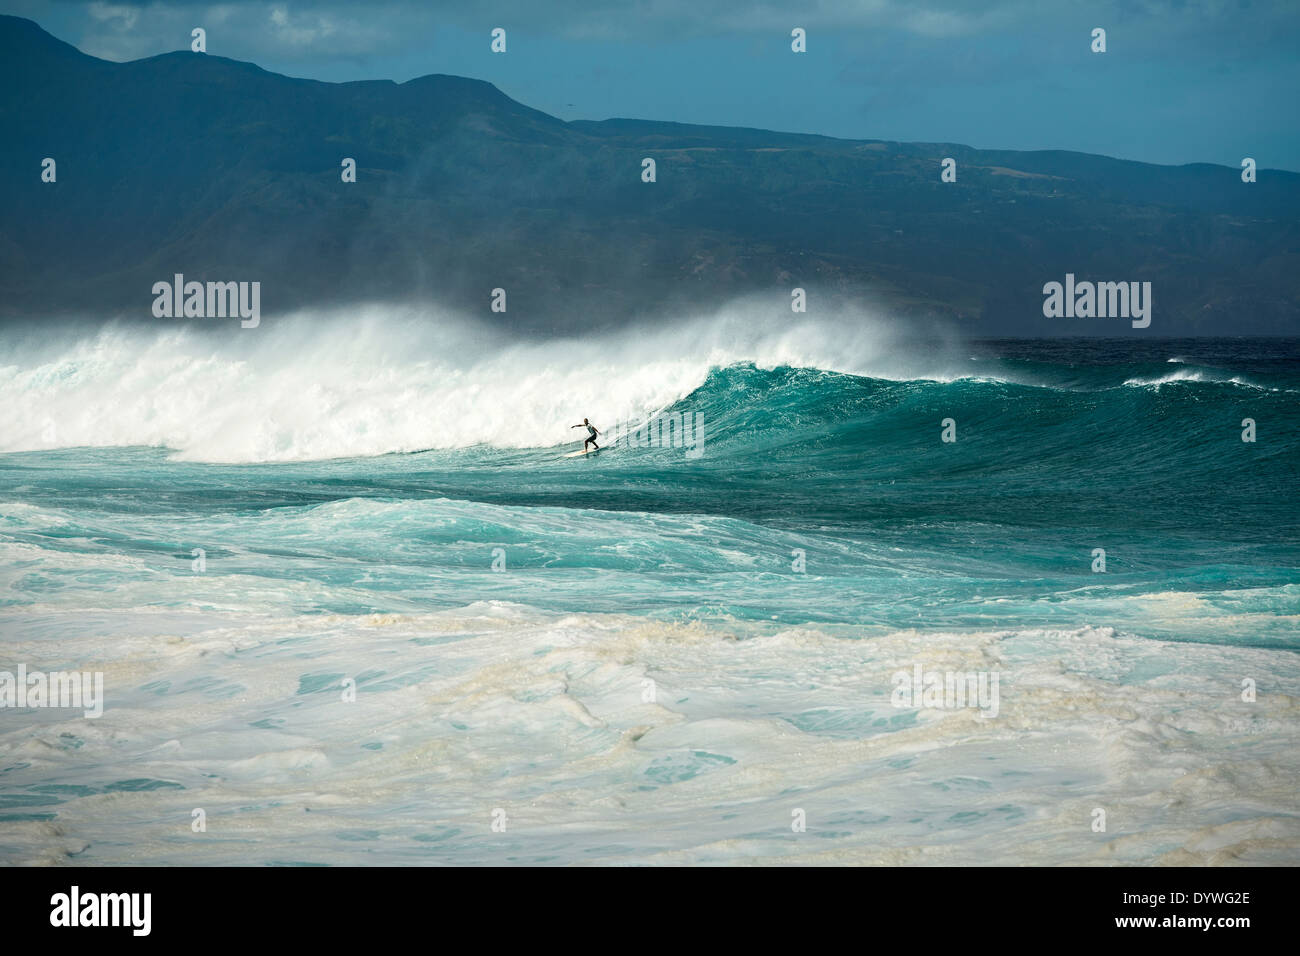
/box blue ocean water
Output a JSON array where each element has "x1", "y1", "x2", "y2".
[{"x1": 1, "y1": 325, "x2": 1298, "y2": 865}]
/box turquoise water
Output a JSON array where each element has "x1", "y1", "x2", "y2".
[
  {"x1": 1, "y1": 330, "x2": 1298, "y2": 864},
  {"x1": 6, "y1": 339, "x2": 1297, "y2": 639}
]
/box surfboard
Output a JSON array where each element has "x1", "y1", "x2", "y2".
[{"x1": 564, "y1": 446, "x2": 601, "y2": 457}]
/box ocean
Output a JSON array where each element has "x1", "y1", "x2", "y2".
[{"x1": 2, "y1": 312, "x2": 1298, "y2": 865}]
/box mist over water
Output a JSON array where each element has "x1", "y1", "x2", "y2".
[{"x1": 0, "y1": 297, "x2": 969, "y2": 461}]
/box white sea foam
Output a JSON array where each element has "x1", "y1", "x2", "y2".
[
  {"x1": 1, "y1": 605, "x2": 1296, "y2": 865},
  {"x1": 0, "y1": 298, "x2": 963, "y2": 462},
  {"x1": 1122, "y1": 369, "x2": 1265, "y2": 389}
]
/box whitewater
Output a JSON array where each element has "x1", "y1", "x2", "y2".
[
  {"x1": 0, "y1": 298, "x2": 1005, "y2": 462},
  {"x1": 1, "y1": 305, "x2": 1298, "y2": 865}
]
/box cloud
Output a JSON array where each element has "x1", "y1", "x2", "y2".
[
  {"x1": 267, "y1": 5, "x2": 340, "y2": 47},
  {"x1": 86, "y1": 2, "x2": 138, "y2": 30}
]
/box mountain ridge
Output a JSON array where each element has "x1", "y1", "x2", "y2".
[{"x1": 1, "y1": 15, "x2": 1296, "y2": 333}]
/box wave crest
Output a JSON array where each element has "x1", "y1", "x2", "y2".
[{"x1": 0, "y1": 299, "x2": 963, "y2": 462}]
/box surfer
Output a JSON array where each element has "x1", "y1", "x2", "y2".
[{"x1": 571, "y1": 418, "x2": 601, "y2": 450}]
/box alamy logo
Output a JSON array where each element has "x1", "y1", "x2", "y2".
[
  {"x1": 614, "y1": 412, "x2": 705, "y2": 458},
  {"x1": 0, "y1": 664, "x2": 103, "y2": 718},
  {"x1": 50, "y1": 886, "x2": 151, "y2": 936},
  {"x1": 1042, "y1": 273, "x2": 1151, "y2": 328},
  {"x1": 152, "y1": 274, "x2": 260, "y2": 328},
  {"x1": 891, "y1": 663, "x2": 999, "y2": 718}
]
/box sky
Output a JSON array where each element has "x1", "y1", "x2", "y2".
[{"x1": 5, "y1": 0, "x2": 1299, "y2": 170}]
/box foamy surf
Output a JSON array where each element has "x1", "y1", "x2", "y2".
[
  {"x1": 0, "y1": 299, "x2": 968, "y2": 462},
  {"x1": 2, "y1": 605, "x2": 1297, "y2": 866}
]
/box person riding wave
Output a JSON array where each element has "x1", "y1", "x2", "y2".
[{"x1": 571, "y1": 418, "x2": 600, "y2": 450}]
